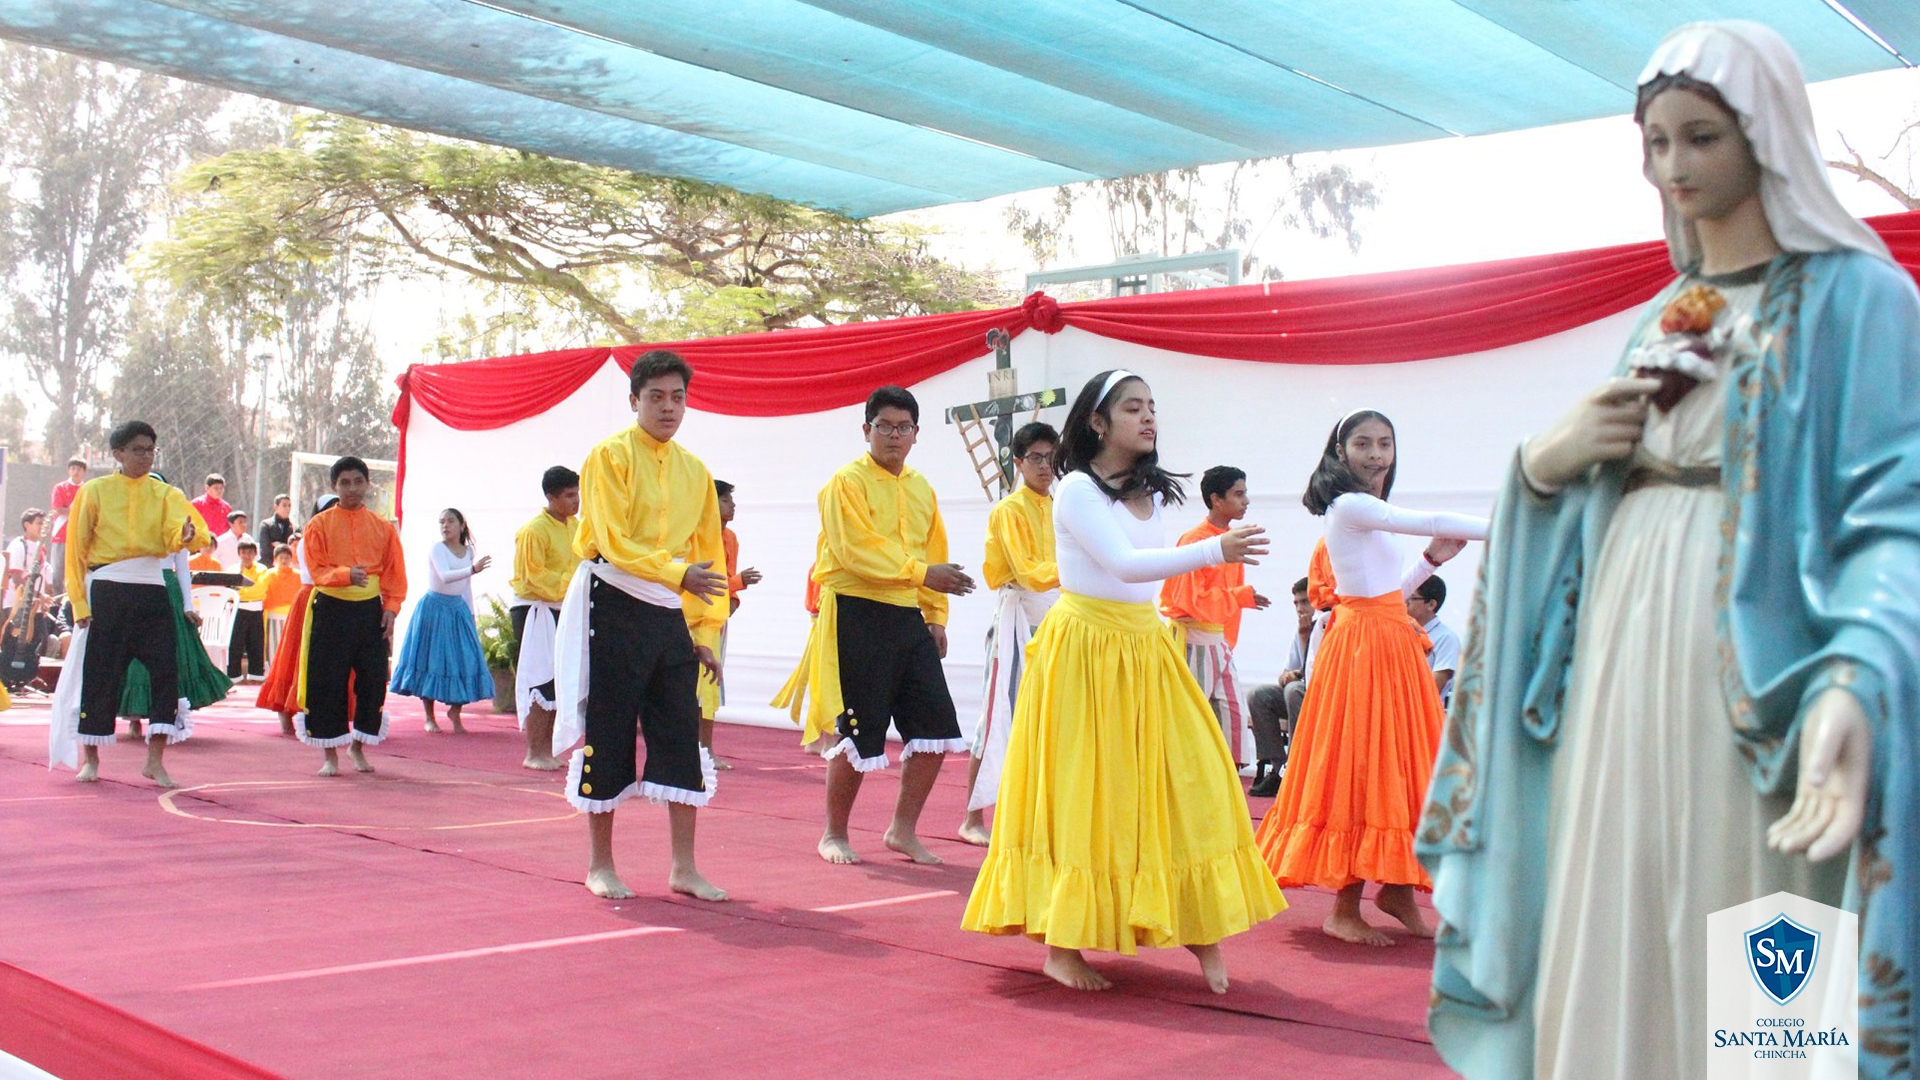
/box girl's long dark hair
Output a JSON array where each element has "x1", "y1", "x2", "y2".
[
  {"x1": 1055, "y1": 370, "x2": 1186, "y2": 505},
  {"x1": 1302, "y1": 410, "x2": 1396, "y2": 516},
  {"x1": 442, "y1": 507, "x2": 472, "y2": 546}
]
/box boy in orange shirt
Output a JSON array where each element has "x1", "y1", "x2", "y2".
[{"x1": 1160, "y1": 466, "x2": 1269, "y2": 766}]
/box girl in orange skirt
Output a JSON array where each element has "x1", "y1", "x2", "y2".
[
  {"x1": 255, "y1": 496, "x2": 341, "y2": 734},
  {"x1": 1255, "y1": 410, "x2": 1486, "y2": 946}
]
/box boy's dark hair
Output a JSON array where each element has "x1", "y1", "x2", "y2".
[
  {"x1": 714, "y1": 479, "x2": 735, "y2": 500},
  {"x1": 108, "y1": 421, "x2": 157, "y2": 451},
  {"x1": 864, "y1": 385, "x2": 919, "y2": 425},
  {"x1": 227, "y1": 510, "x2": 248, "y2": 523},
  {"x1": 205, "y1": 473, "x2": 225, "y2": 487},
  {"x1": 1010, "y1": 421, "x2": 1058, "y2": 460},
  {"x1": 541, "y1": 465, "x2": 580, "y2": 497},
  {"x1": 1414, "y1": 575, "x2": 1447, "y2": 611},
  {"x1": 1201, "y1": 465, "x2": 1246, "y2": 509},
  {"x1": 67, "y1": 457, "x2": 87, "y2": 469},
  {"x1": 1302, "y1": 410, "x2": 1397, "y2": 517},
  {"x1": 238, "y1": 539, "x2": 258, "y2": 553},
  {"x1": 630, "y1": 350, "x2": 693, "y2": 395},
  {"x1": 272, "y1": 543, "x2": 293, "y2": 561},
  {"x1": 1292, "y1": 576, "x2": 1310, "y2": 596},
  {"x1": 273, "y1": 493, "x2": 291, "y2": 506},
  {"x1": 330, "y1": 456, "x2": 371, "y2": 483},
  {"x1": 21, "y1": 508, "x2": 45, "y2": 526}
]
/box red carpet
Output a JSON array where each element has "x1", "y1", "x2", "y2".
[{"x1": 0, "y1": 692, "x2": 1449, "y2": 1079}]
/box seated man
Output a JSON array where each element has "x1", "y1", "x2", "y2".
[
  {"x1": 1405, "y1": 575, "x2": 1459, "y2": 711},
  {"x1": 1246, "y1": 576, "x2": 1312, "y2": 798}
]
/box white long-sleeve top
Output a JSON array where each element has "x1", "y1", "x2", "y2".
[
  {"x1": 1054, "y1": 471, "x2": 1224, "y2": 603},
  {"x1": 428, "y1": 541, "x2": 478, "y2": 609},
  {"x1": 1324, "y1": 492, "x2": 1488, "y2": 600}
]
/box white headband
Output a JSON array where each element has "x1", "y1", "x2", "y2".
[
  {"x1": 1336, "y1": 407, "x2": 1382, "y2": 434},
  {"x1": 1096, "y1": 369, "x2": 1139, "y2": 406}
]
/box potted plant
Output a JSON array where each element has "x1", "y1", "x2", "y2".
[{"x1": 477, "y1": 595, "x2": 517, "y2": 713}]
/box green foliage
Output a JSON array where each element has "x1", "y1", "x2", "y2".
[
  {"x1": 153, "y1": 115, "x2": 1004, "y2": 346},
  {"x1": 476, "y1": 595, "x2": 516, "y2": 671}
]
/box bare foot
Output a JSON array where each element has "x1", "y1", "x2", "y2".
[
  {"x1": 883, "y1": 828, "x2": 943, "y2": 865},
  {"x1": 76, "y1": 759, "x2": 99, "y2": 783},
  {"x1": 956, "y1": 818, "x2": 992, "y2": 847},
  {"x1": 448, "y1": 706, "x2": 466, "y2": 734},
  {"x1": 1374, "y1": 888, "x2": 1434, "y2": 938},
  {"x1": 522, "y1": 754, "x2": 564, "y2": 771},
  {"x1": 423, "y1": 718, "x2": 442, "y2": 733},
  {"x1": 1043, "y1": 948, "x2": 1113, "y2": 991},
  {"x1": 317, "y1": 756, "x2": 340, "y2": 777},
  {"x1": 586, "y1": 866, "x2": 636, "y2": 899},
  {"x1": 141, "y1": 762, "x2": 178, "y2": 789},
  {"x1": 278, "y1": 713, "x2": 295, "y2": 737},
  {"x1": 817, "y1": 835, "x2": 860, "y2": 865},
  {"x1": 668, "y1": 868, "x2": 730, "y2": 902},
  {"x1": 348, "y1": 744, "x2": 374, "y2": 773},
  {"x1": 1186, "y1": 943, "x2": 1230, "y2": 994},
  {"x1": 1323, "y1": 911, "x2": 1394, "y2": 947},
  {"x1": 122, "y1": 720, "x2": 143, "y2": 741},
  {"x1": 711, "y1": 756, "x2": 732, "y2": 771}
]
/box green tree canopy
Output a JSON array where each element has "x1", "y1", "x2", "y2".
[{"x1": 153, "y1": 115, "x2": 1003, "y2": 345}]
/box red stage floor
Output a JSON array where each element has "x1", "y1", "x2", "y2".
[{"x1": 0, "y1": 692, "x2": 1450, "y2": 1079}]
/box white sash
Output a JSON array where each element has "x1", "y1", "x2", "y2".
[
  {"x1": 513, "y1": 599, "x2": 560, "y2": 729},
  {"x1": 48, "y1": 557, "x2": 169, "y2": 769},
  {"x1": 550, "y1": 564, "x2": 594, "y2": 756},
  {"x1": 967, "y1": 584, "x2": 1057, "y2": 811}
]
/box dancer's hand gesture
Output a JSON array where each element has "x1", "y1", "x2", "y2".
[
  {"x1": 928, "y1": 624, "x2": 948, "y2": 659},
  {"x1": 349, "y1": 564, "x2": 369, "y2": 587},
  {"x1": 680, "y1": 560, "x2": 727, "y2": 600},
  {"x1": 925, "y1": 563, "x2": 975, "y2": 596},
  {"x1": 1523, "y1": 376, "x2": 1662, "y2": 492},
  {"x1": 1424, "y1": 538, "x2": 1468, "y2": 566},
  {"x1": 473, "y1": 555, "x2": 493, "y2": 574},
  {"x1": 693, "y1": 645, "x2": 721, "y2": 683},
  {"x1": 1767, "y1": 688, "x2": 1872, "y2": 863},
  {"x1": 1221, "y1": 525, "x2": 1267, "y2": 565}
]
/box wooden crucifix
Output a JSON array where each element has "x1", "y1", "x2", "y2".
[{"x1": 944, "y1": 328, "x2": 1067, "y2": 500}]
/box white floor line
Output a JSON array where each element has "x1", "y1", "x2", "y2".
[
  {"x1": 809, "y1": 890, "x2": 955, "y2": 913},
  {"x1": 184, "y1": 925, "x2": 683, "y2": 990}
]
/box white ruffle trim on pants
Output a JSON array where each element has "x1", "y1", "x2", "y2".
[
  {"x1": 902, "y1": 737, "x2": 968, "y2": 758},
  {"x1": 293, "y1": 711, "x2": 355, "y2": 749},
  {"x1": 823, "y1": 737, "x2": 891, "y2": 772}
]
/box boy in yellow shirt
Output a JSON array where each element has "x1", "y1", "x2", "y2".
[{"x1": 510, "y1": 465, "x2": 579, "y2": 772}]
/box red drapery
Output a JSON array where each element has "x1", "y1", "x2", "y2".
[{"x1": 389, "y1": 209, "x2": 1920, "y2": 516}]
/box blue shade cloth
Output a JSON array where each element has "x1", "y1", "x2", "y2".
[{"x1": 0, "y1": 0, "x2": 1906, "y2": 215}]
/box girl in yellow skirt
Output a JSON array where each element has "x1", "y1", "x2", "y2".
[
  {"x1": 1254, "y1": 411, "x2": 1485, "y2": 945},
  {"x1": 963, "y1": 369, "x2": 1286, "y2": 993}
]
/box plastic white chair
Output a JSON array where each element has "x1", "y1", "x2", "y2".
[{"x1": 192, "y1": 586, "x2": 239, "y2": 671}]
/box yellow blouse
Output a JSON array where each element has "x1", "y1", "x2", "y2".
[
  {"x1": 65, "y1": 473, "x2": 195, "y2": 621},
  {"x1": 814, "y1": 454, "x2": 950, "y2": 626},
  {"x1": 983, "y1": 483, "x2": 1058, "y2": 593},
  {"x1": 574, "y1": 426, "x2": 727, "y2": 631},
  {"x1": 511, "y1": 511, "x2": 579, "y2": 603}
]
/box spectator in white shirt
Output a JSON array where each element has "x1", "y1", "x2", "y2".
[
  {"x1": 1406, "y1": 574, "x2": 1460, "y2": 710},
  {"x1": 215, "y1": 510, "x2": 252, "y2": 571},
  {"x1": 1247, "y1": 576, "x2": 1312, "y2": 797}
]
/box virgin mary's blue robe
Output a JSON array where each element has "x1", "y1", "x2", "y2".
[{"x1": 1419, "y1": 249, "x2": 1920, "y2": 1079}]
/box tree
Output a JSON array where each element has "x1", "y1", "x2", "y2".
[
  {"x1": 1827, "y1": 128, "x2": 1920, "y2": 211},
  {"x1": 1004, "y1": 156, "x2": 1380, "y2": 284},
  {"x1": 152, "y1": 115, "x2": 1003, "y2": 346},
  {"x1": 0, "y1": 45, "x2": 225, "y2": 457}
]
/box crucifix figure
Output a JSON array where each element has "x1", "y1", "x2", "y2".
[{"x1": 945, "y1": 328, "x2": 1066, "y2": 499}]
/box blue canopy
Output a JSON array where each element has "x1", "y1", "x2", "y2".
[{"x1": 0, "y1": 0, "x2": 1910, "y2": 216}]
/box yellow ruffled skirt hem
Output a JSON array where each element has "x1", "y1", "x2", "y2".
[{"x1": 960, "y1": 592, "x2": 1285, "y2": 954}]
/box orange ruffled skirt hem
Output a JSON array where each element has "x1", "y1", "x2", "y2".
[
  {"x1": 1255, "y1": 591, "x2": 1442, "y2": 891},
  {"x1": 962, "y1": 593, "x2": 1286, "y2": 954},
  {"x1": 254, "y1": 585, "x2": 313, "y2": 714}
]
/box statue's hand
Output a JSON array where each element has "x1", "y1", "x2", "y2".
[{"x1": 1766, "y1": 688, "x2": 1872, "y2": 863}]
